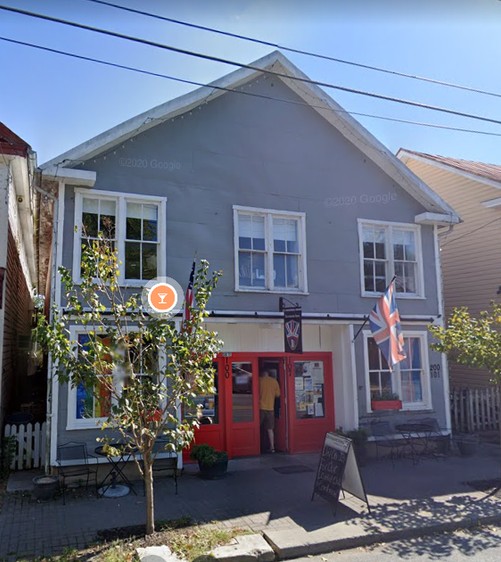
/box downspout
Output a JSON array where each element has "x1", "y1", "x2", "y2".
[
  {"x1": 434, "y1": 222, "x2": 456, "y2": 435},
  {"x1": 35, "y1": 175, "x2": 58, "y2": 475}
]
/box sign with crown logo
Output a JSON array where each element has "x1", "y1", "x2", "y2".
[{"x1": 283, "y1": 307, "x2": 303, "y2": 354}]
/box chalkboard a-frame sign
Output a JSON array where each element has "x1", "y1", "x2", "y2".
[{"x1": 312, "y1": 432, "x2": 371, "y2": 515}]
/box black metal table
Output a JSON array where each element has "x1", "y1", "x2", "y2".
[
  {"x1": 94, "y1": 443, "x2": 137, "y2": 497},
  {"x1": 395, "y1": 423, "x2": 435, "y2": 464}
]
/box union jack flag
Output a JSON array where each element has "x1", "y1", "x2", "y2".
[{"x1": 369, "y1": 279, "x2": 406, "y2": 370}]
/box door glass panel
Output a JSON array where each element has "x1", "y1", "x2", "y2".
[
  {"x1": 294, "y1": 361, "x2": 325, "y2": 419},
  {"x1": 232, "y1": 362, "x2": 254, "y2": 423},
  {"x1": 190, "y1": 362, "x2": 219, "y2": 424}
]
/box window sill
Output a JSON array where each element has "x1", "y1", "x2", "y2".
[
  {"x1": 361, "y1": 292, "x2": 425, "y2": 300},
  {"x1": 66, "y1": 420, "x2": 105, "y2": 431}
]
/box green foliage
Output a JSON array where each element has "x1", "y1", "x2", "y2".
[
  {"x1": 371, "y1": 390, "x2": 400, "y2": 401},
  {"x1": 429, "y1": 303, "x2": 501, "y2": 380},
  {"x1": 190, "y1": 444, "x2": 228, "y2": 466},
  {"x1": 0, "y1": 436, "x2": 17, "y2": 480},
  {"x1": 34, "y1": 232, "x2": 223, "y2": 533},
  {"x1": 335, "y1": 427, "x2": 368, "y2": 444}
]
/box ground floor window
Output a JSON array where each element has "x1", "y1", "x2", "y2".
[{"x1": 364, "y1": 331, "x2": 431, "y2": 411}]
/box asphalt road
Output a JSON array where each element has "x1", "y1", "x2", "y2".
[{"x1": 295, "y1": 525, "x2": 501, "y2": 561}]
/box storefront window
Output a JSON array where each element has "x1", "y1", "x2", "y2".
[
  {"x1": 294, "y1": 361, "x2": 325, "y2": 419},
  {"x1": 190, "y1": 363, "x2": 219, "y2": 424},
  {"x1": 232, "y1": 362, "x2": 254, "y2": 422}
]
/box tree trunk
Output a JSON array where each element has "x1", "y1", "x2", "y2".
[{"x1": 144, "y1": 452, "x2": 155, "y2": 535}]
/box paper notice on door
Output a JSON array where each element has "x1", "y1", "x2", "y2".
[
  {"x1": 307, "y1": 404, "x2": 314, "y2": 416},
  {"x1": 295, "y1": 377, "x2": 304, "y2": 391},
  {"x1": 315, "y1": 403, "x2": 324, "y2": 417}
]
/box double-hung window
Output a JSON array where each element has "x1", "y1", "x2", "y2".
[
  {"x1": 68, "y1": 329, "x2": 161, "y2": 429},
  {"x1": 234, "y1": 206, "x2": 307, "y2": 292},
  {"x1": 358, "y1": 220, "x2": 423, "y2": 297},
  {"x1": 364, "y1": 331, "x2": 431, "y2": 411},
  {"x1": 74, "y1": 189, "x2": 166, "y2": 285}
]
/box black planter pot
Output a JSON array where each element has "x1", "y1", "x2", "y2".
[
  {"x1": 32, "y1": 475, "x2": 59, "y2": 501},
  {"x1": 198, "y1": 458, "x2": 228, "y2": 479}
]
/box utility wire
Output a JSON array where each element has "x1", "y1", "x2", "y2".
[
  {"x1": 441, "y1": 216, "x2": 501, "y2": 247},
  {"x1": 3, "y1": 35, "x2": 501, "y2": 139},
  {"x1": 2, "y1": 4, "x2": 501, "y2": 127},
  {"x1": 86, "y1": 0, "x2": 501, "y2": 101}
]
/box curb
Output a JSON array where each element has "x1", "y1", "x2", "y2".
[{"x1": 261, "y1": 511, "x2": 501, "y2": 560}]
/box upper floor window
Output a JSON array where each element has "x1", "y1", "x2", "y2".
[
  {"x1": 364, "y1": 331, "x2": 431, "y2": 411},
  {"x1": 358, "y1": 220, "x2": 423, "y2": 297},
  {"x1": 233, "y1": 206, "x2": 307, "y2": 293},
  {"x1": 74, "y1": 189, "x2": 166, "y2": 285}
]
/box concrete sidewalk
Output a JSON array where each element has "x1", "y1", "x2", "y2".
[{"x1": 1, "y1": 442, "x2": 501, "y2": 561}]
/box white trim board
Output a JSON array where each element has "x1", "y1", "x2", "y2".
[{"x1": 40, "y1": 51, "x2": 457, "y2": 217}]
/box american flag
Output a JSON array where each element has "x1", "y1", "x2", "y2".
[
  {"x1": 183, "y1": 260, "x2": 196, "y2": 325},
  {"x1": 369, "y1": 279, "x2": 406, "y2": 370}
]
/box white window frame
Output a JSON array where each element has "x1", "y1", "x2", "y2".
[
  {"x1": 73, "y1": 188, "x2": 167, "y2": 286},
  {"x1": 66, "y1": 325, "x2": 167, "y2": 430},
  {"x1": 358, "y1": 219, "x2": 424, "y2": 299},
  {"x1": 233, "y1": 205, "x2": 308, "y2": 293},
  {"x1": 363, "y1": 330, "x2": 432, "y2": 413}
]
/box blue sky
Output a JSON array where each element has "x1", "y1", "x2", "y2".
[{"x1": 1, "y1": 0, "x2": 501, "y2": 165}]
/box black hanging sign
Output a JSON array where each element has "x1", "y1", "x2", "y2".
[
  {"x1": 312, "y1": 432, "x2": 370, "y2": 515},
  {"x1": 283, "y1": 307, "x2": 303, "y2": 354}
]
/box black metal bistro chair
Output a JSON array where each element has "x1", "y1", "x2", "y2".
[
  {"x1": 370, "y1": 420, "x2": 409, "y2": 464},
  {"x1": 57, "y1": 441, "x2": 99, "y2": 504},
  {"x1": 142, "y1": 439, "x2": 179, "y2": 495}
]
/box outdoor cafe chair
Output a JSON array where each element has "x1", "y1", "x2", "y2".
[
  {"x1": 56, "y1": 441, "x2": 98, "y2": 504},
  {"x1": 413, "y1": 417, "x2": 451, "y2": 457},
  {"x1": 370, "y1": 420, "x2": 409, "y2": 464},
  {"x1": 142, "y1": 439, "x2": 179, "y2": 495}
]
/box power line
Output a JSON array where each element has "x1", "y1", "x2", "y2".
[
  {"x1": 441, "y1": 216, "x2": 501, "y2": 247},
  {"x1": 86, "y1": 0, "x2": 501, "y2": 101},
  {"x1": 2, "y1": 4, "x2": 501, "y2": 128},
  {"x1": 3, "y1": 35, "x2": 501, "y2": 140}
]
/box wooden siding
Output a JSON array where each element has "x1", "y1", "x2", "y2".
[{"x1": 406, "y1": 159, "x2": 501, "y2": 387}]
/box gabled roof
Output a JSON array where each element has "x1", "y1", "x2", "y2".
[
  {"x1": 41, "y1": 50, "x2": 457, "y2": 218},
  {"x1": 0, "y1": 122, "x2": 30, "y2": 157},
  {"x1": 398, "y1": 149, "x2": 501, "y2": 190}
]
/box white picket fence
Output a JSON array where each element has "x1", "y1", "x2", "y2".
[
  {"x1": 450, "y1": 387, "x2": 501, "y2": 433},
  {"x1": 3, "y1": 422, "x2": 47, "y2": 471}
]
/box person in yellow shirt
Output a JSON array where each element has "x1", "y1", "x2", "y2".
[{"x1": 259, "y1": 370, "x2": 280, "y2": 453}]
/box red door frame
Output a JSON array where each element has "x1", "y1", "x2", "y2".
[{"x1": 192, "y1": 351, "x2": 334, "y2": 457}]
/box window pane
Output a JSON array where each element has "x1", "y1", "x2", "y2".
[
  {"x1": 232, "y1": 362, "x2": 253, "y2": 422},
  {"x1": 367, "y1": 338, "x2": 381, "y2": 369},
  {"x1": 364, "y1": 261, "x2": 374, "y2": 292},
  {"x1": 238, "y1": 251, "x2": 251, "y2": 286},
  {"x1": 126, "y1": 217, "x2": 142, "y2": 240},
  {"x1": 142, "y1": 243, "x2": 157, "y2": 280},
  {"x1": 375, "y1": 242, "x2": 386, "y2": 259},
  {"x1": 375, "y1": 276, "x2": 387, "y2": 292},
  {"x1": 100, "y1": 214, "x2": 115, "y2": 239},
  {"x1": 239, "y1": 236, "x2": 251, "y2": 250},
  {"x1": 273, "y1": 218, "x2": 298, "y2": 253},
  {"x1": 253, "y1": 236, "x2": 265, "y2": 251},
  {"x1": 274, "y1": 254, "x2": 285, "y2": 287},
  {"x1": 295, "y1": 361, "x2": 324, "y2": 419},
  {"x1": 125, "y1": 242, "x2": 141, "y2": 279},
  {"x1": 252, "y1": 253, "x2": 265, "y2": 287},
  {"x1": 127, "y1": 202, "x2": 143, "y2": 219},
  {"x1": 143, "y1": 219, "x2": 158, "y2": 242},
  {"x1": 393, "y1": 244, "x2": 404, "y2": 260},
  {"x1": 363, "y1": 241, "x2": 374, "y2": 259},
  {"x1": 82, "y1": 212, "x2": 98, "y2": 238},
  {"x1": 286, "y1": 255, "x2": 299, "y2": 288},
  {"x1": 274, "y1": 239, "x2": 286, "y2": 252}
]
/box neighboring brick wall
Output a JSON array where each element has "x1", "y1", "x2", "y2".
[{"x1": 1, "y1": 226, "x2": 33, "y2": 419}]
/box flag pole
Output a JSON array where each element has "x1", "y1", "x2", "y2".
[{"x1": 351, "y1": 275, "x2": 398, "y2": 343}]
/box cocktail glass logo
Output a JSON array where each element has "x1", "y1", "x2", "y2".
[{"x1": 142, "y1": 277, "x2": 184, "y2": 318}]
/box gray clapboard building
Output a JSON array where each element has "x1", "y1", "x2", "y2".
[{"x1": 40, "y1": 51, "x2": 458, "y2": 466}]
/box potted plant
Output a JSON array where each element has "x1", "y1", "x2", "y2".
[
  {"x1": 190, "y1": 444, "x2": 228, "y2": 479},
  {"x1": 336, "y1": 427, "x2": 369, "y2": 466},
  {"x1": 371, "y1": 391, "x2": 402, "y2": 411}
]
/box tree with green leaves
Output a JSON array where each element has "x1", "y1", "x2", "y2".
[
  {"x1": 35, "y1": 235, "x2": 222, "y2": 535},
  {"x1": 429, "y1": 303, "x2": 501, "y2": 381}
]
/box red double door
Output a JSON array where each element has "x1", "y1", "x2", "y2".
[{"x1": 192, "y1": 352, "x2": 334, "y2": 458}]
